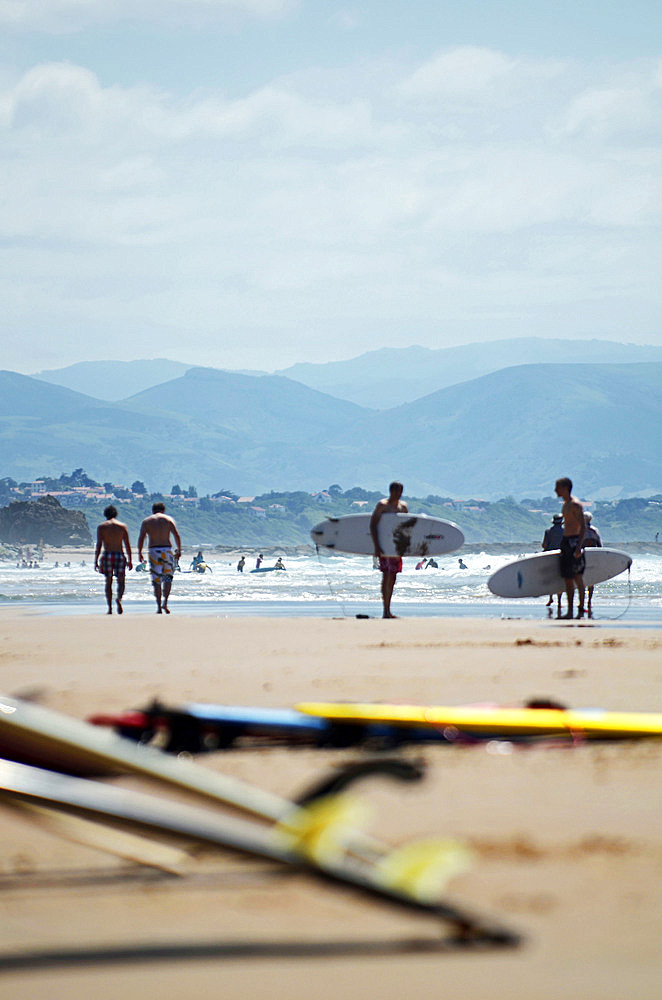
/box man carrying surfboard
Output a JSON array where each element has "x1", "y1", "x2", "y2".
[
  {"x1": 554, "y1": 477, "x2": 586, "y2": 619},
  {"x1": 370, "y1": 482, "x2": 408, "y2": 618}
]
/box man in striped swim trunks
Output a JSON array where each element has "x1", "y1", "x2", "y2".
[
  {"x1": 95, "y1": 505, "x2": 133, "y2": 615},
  {"x1": 138, "y1": 502, "x2": 182, "y2": 615}
]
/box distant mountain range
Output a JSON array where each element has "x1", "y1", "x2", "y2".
[
  {"x1": 277, "y1": 339, "x2": 662, "y2": 408},
  {"x1": 33, "y1": 358, "x2": 193, "y2": 401},
  {"x1": 32, "y1": 338, "x2": 662, "y2": 408},
  {"x1": 4, "y1": 349, "x2": 662, "y2": 499}
]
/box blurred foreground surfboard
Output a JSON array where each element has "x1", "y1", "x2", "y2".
[{"x1": 296, "y1": 701, "x2": 662, "y2": 740}]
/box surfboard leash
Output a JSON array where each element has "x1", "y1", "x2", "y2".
[
  {"x1": 593, "y1": 564, "x2": 633, "y2": 622},
  {"x1": 314, "y1": 544, "x2": 352, "y2": 618}
]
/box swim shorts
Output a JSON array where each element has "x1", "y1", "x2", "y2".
[
  {"x1": 559, "y1": 536, "x2": 585, "y2": 579},
  {"x1": 379, "y1": 556, "x2": 403, "y2": 576},
  {"x1": 148, "y1": 546, "x2": 175, "y2": 583},
  {"x1": 100, "y1": 551, "x2": 127, "y2": 577}
]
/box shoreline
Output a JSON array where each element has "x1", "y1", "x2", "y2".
[{"x1": 1, "y1": 599, "x2": 660, "y2": 626}]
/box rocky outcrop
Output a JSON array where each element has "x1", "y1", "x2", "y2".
[{"x1": 0, "y1": 495, "x2": 92, "y2": 546}]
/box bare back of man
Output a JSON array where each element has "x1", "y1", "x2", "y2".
[
  {"x1": 138, "y1": 504, "x2": 182, "y2": 614},
  {"x1": 95, "y1": 506, "x2": 132, "y2": 615},
  {"x1": 370, "y1": 482, "x2": 408, "y2": 619}
]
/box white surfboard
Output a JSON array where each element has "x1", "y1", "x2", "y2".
[
  {"x1": 311, "y1": 513, "x2": 464, "y2": 557},
  {"x1": 487, "y1": 548, "x2": 632, "y2": 599}
]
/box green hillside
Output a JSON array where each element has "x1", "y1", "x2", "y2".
[{"x1": 2, "y1": 475, "x2": 660, "y2": 549}]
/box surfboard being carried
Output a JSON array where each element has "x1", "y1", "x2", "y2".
[
  {"x1": 311, "y1": 513, "x2": 464, "y2": 558},
  {"x1": 487, "y1": 547, "x2": 632, "y2": 599}
]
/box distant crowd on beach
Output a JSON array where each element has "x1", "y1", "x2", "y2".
[
  {"x1": 94, "y1": 500, "x2": 288, "y2": 616},
  {"x1": 11, "y1": 473, "x2": 646, "y2": 622}
]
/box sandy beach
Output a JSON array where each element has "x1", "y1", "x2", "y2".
[{"x1": 1, "y1": 611, "x2": 662, "y2": 999}]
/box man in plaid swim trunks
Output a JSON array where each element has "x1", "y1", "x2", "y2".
[
  {"x1": 95, "y1": 505, "x2": 133, "y2": 615},
  {"x1": 138, "y1": 502, "x2": 182, "y2": 615},
  {"x1": 370, "y1": 481, "x2": 408, "y2": 619}
]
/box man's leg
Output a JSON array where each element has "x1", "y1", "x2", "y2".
[
  {"x1": 575, "y1": 575, "x2": 585, "y2": 618},
  {"x1": 104, "y1": 574, "x2": 113, "y2": 614},
  {"x1": 116, "y1": 572, "x2": 125, "y2": 615},
  {"x1": 587, "y1": 585, "x2": 594, "y2": 618},
  {"x1": 561, "y1": 579, "x2": 575, "y2": 619},
  {"x1": 152, "y1": 579, "x2": 162, "y2": 613},
  {"x1": 381, "y1": 572, "x2": 397, "y2": 618},
  {"x1": 162, "y1": 578, "x2": 172, "y2": 614}
]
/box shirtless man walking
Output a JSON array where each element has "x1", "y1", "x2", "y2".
[
  {"x1": 95, "y1": 505, "x2": 133, "y2": 615},
  {"x1": 138, "y1": 502, "x2": 182, "y2": 614},
  {"x1": 554, "y1": 477, "x2": 586, "y2": 620},
  {"x1": 370, "y1": 481, "x2": 408, "y2": 619}
]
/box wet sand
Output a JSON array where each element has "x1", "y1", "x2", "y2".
[{"x1": 1, "y1": 612, "x2": 662, "y2": 999}]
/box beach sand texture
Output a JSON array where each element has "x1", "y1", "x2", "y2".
[{"x1": 1, "y1": 612, "x2": 662, "y2": 999}]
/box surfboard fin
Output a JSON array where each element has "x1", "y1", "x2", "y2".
[
  {"x1": 374, "y1": 838, "x2": 472, "y2": 903},
  {"x1": 274, "y1": 794, "x2": 370, "y2": 866}
]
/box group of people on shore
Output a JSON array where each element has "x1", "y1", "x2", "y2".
[
  {"x1": 370, "y1": 477, "x2": 603, "y2": 620},
  {"x1": 95, "y1": 477, "x2": 603, "y2": 619},
  {"x1": 95, "y1": 503, "x2": 290, "y2": 614},
  {"x1": 542, "y1": 477, "x2": 602, "y2": 619},
  {"x1": 95, "y1": 502, "x2": 181, "y2": 615}
]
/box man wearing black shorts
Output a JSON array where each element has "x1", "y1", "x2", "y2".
[
  {"x1": 95, "y1": 505, "x2": 133, "y2": 615},
  {"x1": 555, "y1": 477, "x2": 586, "y2": 620}
]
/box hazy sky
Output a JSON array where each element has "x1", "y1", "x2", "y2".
[{"x1": 2, "y1": 0, "x2": 661, "y2": 373}]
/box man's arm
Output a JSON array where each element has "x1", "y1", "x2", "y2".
[
  {"x1": 370, "y1": 502, "x2": 384, "y2": 557},
  {"x1": 170, "y1": 519, "x2": 182, "y2": 558},
  {"x1": 94, "y1": 527, "x2": 103, "y2": 571},
  {"x1": 137, "y1": 521, "x2": 147, "y2": 561},
  {"x1": 573, "y1": 501, "x2": 586, "y2": 553},
  {"x1": 122, "y1": 526, "x2": 133, "y2": 570}
]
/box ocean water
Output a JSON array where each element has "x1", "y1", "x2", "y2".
[{"x1": 2, "y1": 548, "x2": 662, "y2": 624}]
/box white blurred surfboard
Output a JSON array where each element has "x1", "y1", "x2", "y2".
[
  {"x1": 487, "y1": 548, "x2": 632, "y2": 599},
  {"x1": 311, "y1": 513, "x2": 464, "y2": 557}
]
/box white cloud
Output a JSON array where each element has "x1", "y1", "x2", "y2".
[
  {"x1": 556, "y1": 83, "x2": 662, "y2": 141},
  {"x1": 0, "y1": 0, "x2": 293, "y2": 33},
  {"x1": 397, "y1": 46, "x2": 517, "y2": 101},
  {"x1": 2, "y1": 48, "x2": 662, "y2": 371}
]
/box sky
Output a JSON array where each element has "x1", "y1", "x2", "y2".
[{"x1": 2, "y1": 0, "x2": 661, "y2": 374}]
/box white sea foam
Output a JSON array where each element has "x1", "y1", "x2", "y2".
[{"x1": 1, "y1": 548, "x2": 661, "y2": 621}]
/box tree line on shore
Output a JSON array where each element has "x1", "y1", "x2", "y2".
[{"x1": 1, "y1": 470, "x2": 661, "y2": 548}]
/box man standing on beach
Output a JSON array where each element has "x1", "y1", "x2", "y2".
[
  {"x1": 95, "y1": 505, "x2": 133, "y2": 615},
  {"x1": 542, "y1": 513, "x2": 564, "y2": 617},
  {"x1": 138, "y1": 502, "x2": 182, "y2": 614},
  {"x1": 554, "y1": 477, "x2": 586, "y2": 620},
  {"x1": 370, "y1": 481, "x2": 408, "y2": 618},
  {"x1": 583, "y1": 511, "x2": 602, "y2": 619}
]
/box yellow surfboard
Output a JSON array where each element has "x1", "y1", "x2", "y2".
[{"x1": 296, "y1": 702, "x2": 662, "y2": 739}]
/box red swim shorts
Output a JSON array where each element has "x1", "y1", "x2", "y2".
[{"x1": 378, "y1": 556, "x2": 403, "y2": 575}]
